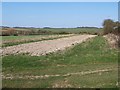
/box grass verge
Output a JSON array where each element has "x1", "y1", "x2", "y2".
[{"x1": 2, "y1": 36, "x2": 118, "y2": 88}]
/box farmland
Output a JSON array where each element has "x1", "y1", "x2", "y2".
[
  {"x1": 1, "y1": 27, "x2": 102, "y2": 47},
  {"x1": 14, "y1": 27, "x2": 103, "y2": 34},
  {"x1": 1, "y1": 27, "x2": 103, "y2": 36},
  {"x1": 39, "y1": 28, "x2": 103, "y2": 34},
  {"x1": 1, "y1": 2, "x2": 119, "y2": 89},
  {"x1": 2, "y1": 36, "x2": 118, "y2": 88},
  {"x1": 1, "y1": 27, "x2": 119, "y2": 88}
]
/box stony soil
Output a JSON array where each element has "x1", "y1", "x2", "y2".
[
  {"x1": 1, "y1": 35, "x2": 96, "y2": 56},
  {"x1": 2, "y1": 34, "x2": 74, "y2": 45},
  {"x1": 104, "y1": 34, "x2": 119, "y2": 48}
]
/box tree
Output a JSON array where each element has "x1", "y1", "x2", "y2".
[
  {"x1": 103, "y1": 19, "x2": 120, "y2": 48},
  {"x1": 103, "y1": 19, "x2": 115, "y2": 34}
]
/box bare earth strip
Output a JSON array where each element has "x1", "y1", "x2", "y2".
[
  {"x1": 1, "y1": 35, "x2": 96, "y2": 56},
  {"x1": 2, "y1": 68, "x2": 115, "y2": 80},
  {"x1": 2, "y1": 34, "x2": 75, "y2": 45}
]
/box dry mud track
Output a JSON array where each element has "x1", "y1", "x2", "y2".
[
  {"x1": 2, "y1": 68, "x2": 114, "y2": 80},
  {"x1": 2, "y1": 35, "x2": 96, "y2": 56}
]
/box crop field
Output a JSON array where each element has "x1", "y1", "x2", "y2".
[{"x1": 2, "y1": 36, "x2": 118, "y2": 88}]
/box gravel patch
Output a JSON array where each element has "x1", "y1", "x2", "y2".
[{"x1": 1, "y1": 35, "x2": 96, "y2": 56}]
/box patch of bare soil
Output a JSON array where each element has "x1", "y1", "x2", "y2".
[
  {"x1": 52, "y1": 79, "x2": 72, "y2": 88},
  {"x1": 104, "y1": 34, "x2": 119, "y2": 49},
  {"x1": 1, "y1": 35, "x2": 96, "y2": 56},
  {"x1": 2, "y1": 34, "x2": 74, "y2": 45}
]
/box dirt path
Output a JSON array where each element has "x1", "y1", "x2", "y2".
[
  {"x1": 2, "y1": 68, "x2": 115, "y2": 80},
  {"x1": 1, "y1": 35, "x2": 96, "y2": 56}
]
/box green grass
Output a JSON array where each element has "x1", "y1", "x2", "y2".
[
  {"x1": 2, "y1": 35, "x2": 49, "y2": 41},
  {"x1": 2, "y1": 36, "x2": 118, "y2": 88},
  {"x1": 40, "y1": 28, "x2": 103, "y2": 33},
  {"x1": 32, "y1": 28, "x2": 103, "y2": 35},
  {"x1": 19, "y1": 27, "x2": 102, "y2": 32},
  {"x1": 7, "y1": 27, "x2": 103, "y2": 34}
]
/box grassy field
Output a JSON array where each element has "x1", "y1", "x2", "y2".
[
  {"x1": 2, "y1": 34, "x2": 74, "y2": 41},
  {"x1": 14, "y1": 28, "x2": 103, "y2": 34},
  {"x1": 40, "y1": 28, "x2": 103, "y2": 34},
  {"x1": 2, "y1": 36, "x2": 118, "y2": 88},
  {"x1": 2, "y1": 27, "x2": 103, "y2": 34}
]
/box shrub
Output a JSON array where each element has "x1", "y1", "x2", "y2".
[
  {"x1": 58, "y1": 31, "x2": 69, "y2": 34},
  {"x1": 103, "y1": 19, "x2": 115, "y2": 34},
  {"x1": 103, "y1": 19, "x2": 120, "y2": 48}
]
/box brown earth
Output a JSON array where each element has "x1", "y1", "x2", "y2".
[
  {"x1": 1, "y1": 35, "x2": 96, "y2": 56},
  {"x1": 104, "y1": 34, "x2": 119, "y2": 49}
]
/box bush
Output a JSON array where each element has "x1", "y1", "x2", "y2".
[
  {"x1": 103, "y1": 19, "x2": 120, "y2": 48},
  {"x1": 58, "y1": 31, "x2": 69, "y2": 34},
  {"x1": 103, "y1": 19, "x2": 115, "y2": 34}
]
